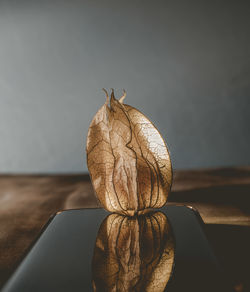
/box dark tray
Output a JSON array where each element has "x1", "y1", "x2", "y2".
[{"x1": 2, "y1": 205, "x2": 231, "y2": 292}]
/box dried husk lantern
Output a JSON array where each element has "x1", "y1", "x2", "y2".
[{"x1": 86, "y1": 89, "x2": 172, "y2": 216}]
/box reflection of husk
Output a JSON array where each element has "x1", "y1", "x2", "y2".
[{"x1": 92, "y1": 211, "x2": 175, "y2": 292}]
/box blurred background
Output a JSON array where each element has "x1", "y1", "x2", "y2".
[{"x1": 0, "y1": 0, "x2": 250, "y2": 173}]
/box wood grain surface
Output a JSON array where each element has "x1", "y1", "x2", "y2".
[{"x1": 0, "y1": 167, "x2": 250, "y2": 291}]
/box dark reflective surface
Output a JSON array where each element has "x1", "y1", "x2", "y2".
[
  {"x1": 2, "y1": 206, "x2": 231, "y2": 292},
  {"x1": 92, "y1": 211, "x2": 175, "y2": 292}
]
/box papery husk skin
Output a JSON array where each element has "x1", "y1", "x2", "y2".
[
  {"x1": 92, "y1": 211, "x2": 175, "y2": 292},
  {"x1": 86, "y1": 89, "x2": 172, "y2": 216}
]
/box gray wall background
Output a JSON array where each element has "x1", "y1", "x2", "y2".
[{"x1": 0, "y1": 0, "x2": 249, "y2": 173}]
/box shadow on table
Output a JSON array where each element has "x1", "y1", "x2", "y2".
[
  {"x1": 170, "y1": 184, "x2": 250, "y2": 213},
  {"x1": 204, "y1": 224, "x2": 250, "y2": 292}
]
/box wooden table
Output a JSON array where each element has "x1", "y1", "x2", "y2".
[{"x1": 0, "y1": 167, "x2": 250, "y2": 291}]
